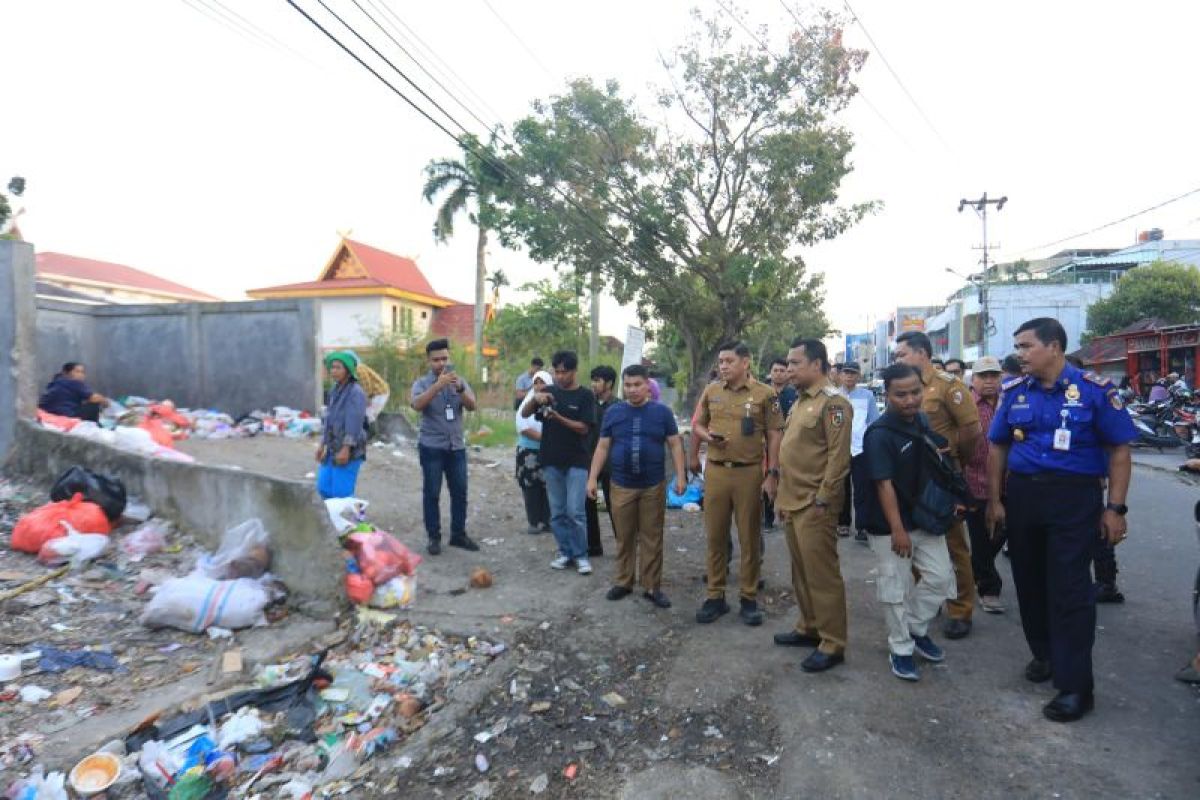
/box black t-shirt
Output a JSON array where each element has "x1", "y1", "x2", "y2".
[
  {"x1": 539, "y1": 385, "x2": 596, "y2": 469},
  {"x1": 861, "y1": 411, "x2": 946, "y2": 535}
]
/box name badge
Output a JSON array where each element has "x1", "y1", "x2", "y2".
[
  {"x1": 445, "y1": 405, "x2": 456, "y2": 421},
  {"x1": 1053, "y1": 428, "x2": 1071, "y2": 451}
]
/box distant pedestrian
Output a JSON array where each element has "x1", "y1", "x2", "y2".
[
  {"x1": 522, "y1": 351, "x2": 596, "y2": 574},
  {"x1": 764, "y1": 357, "x2": 797, "y2": 530},
  {"x1": 963, "y1": 355, "x2": 1005, "y2": 614},
  {"x1": 586, "y1": 365, "x2": 618, "y2": 557},
  {"x1": 987, "y1": 317, "x2": 1136, "y2": 722},
  {"x1": 514, "y1": 357, "x2": 544, "y2": 410},
  {"x1": 411, "y1": 339, "x2": 479, "y2": 555},
  {"x1": 944, "y1": 358, "x2": 966, "y2": 379},
  {"x1": 837, "y1": 362, "x2": 880, "y2": 541},
  {"x1": 38, "y1": 362, "x2": 110, "y2": 423},
  {"x1": 861, "y1": 363, "x2": 955, "y2": 682},
  {"x1": 1002, "y1": 354, "x2": 1023, "y2": 381},
  {"x1": 515, "y1": 369, "x2": 554, "y2": 535},
  {"x1": 894, "y1": 331, "x2": 980, "y2": 640},
  {"x1": 589, "y1": 365, "x2": 686, "y2": 608},
  {"x1": 317, "y1": 351, "x2": 368, "y2": 500},
  {"x1": 931, "y1": 358, "x2": 946, "y2": 371},
  {"x1": 774, "y1": 338, "x2": 852, "y2": 672}
]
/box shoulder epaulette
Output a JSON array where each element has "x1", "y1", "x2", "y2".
[
  {"x1": 1001, "y1": 376, "x2": 1024, "y2": 392},
  {"x1": 1082, "y1": 371, "x2": 1112, "y2": 387},
  {"x1": 937, "y1": 371, "x2": 955, "y2": 383}
]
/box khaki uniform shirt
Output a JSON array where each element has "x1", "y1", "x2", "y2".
[
  {"x1": 695, "y1": 377, "x2": 784, "y2": 465},
  {"x1": 776, "y1": 380, "x2": 853, "y2": 512},
  {"x1": 919, "y1": 364, "x2": 979, "y2": 463}
]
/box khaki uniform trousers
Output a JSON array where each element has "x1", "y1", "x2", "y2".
[
  {"x1": 944, "y1": 520, "x2": 975, "y2": 621},
  {"x1": 610, "y1": 481, "x2": 667, "y2": 592},
  {"x1": 704, "y1": 464, "x2": 762, "y2": 601},
  {"x1": 783, "y1": 505, "x2": 848, "y2": 654}
]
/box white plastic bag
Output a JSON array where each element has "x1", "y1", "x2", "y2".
[
  {"x1": 140, "y1": 575, "x2": 276, "y2": 633},
  {"x1": 217, "y1": 707, "x2": 265, "y2": 749},
  {"x1": 324, "y1": 498, "x2": 369, "y2": 535},
  {"x1": 36, "y1": 522, "x2": 109, "y2": 568},
  {"x1": 369, "y1": 575, "x2": 416, "y2": 609},
  {"x1": 12, "y1": 765, "x2": 68, "y2": 800},
  {"x1": 196, "y1": 518, "x2": 271, "y2": 579},
  {"x1": 137, "y1": 741, "x2": 182, "y2": 790},
  {"x1": 121, "y1": 519, "x2": 171, "y2": 561}
]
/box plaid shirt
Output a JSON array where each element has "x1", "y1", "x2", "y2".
[{"x1": 965, "y1": 388, "x2": 998, "y2": 500}]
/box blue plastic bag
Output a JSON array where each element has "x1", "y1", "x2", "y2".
[{"x1": 667, "y1": 478, "x2": 704, "y2": 509}]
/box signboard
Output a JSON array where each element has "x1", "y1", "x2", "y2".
[
  {"x1": 896, "y1": 307, "x2": 927, "y2": 332},
  {"x1": 618, "y1": 326, "x2": 645, "y2": 398}
]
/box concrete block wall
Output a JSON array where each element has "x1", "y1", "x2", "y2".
[
  {"x1": 0, "y1": 242, "x2": 38, "y2": 463},
  {"x1": 9, "y1": 421, "x2": 344, "y2": 616},
  {"x1": 36, "y1": 298, "x2": 323, "y2": 418}
]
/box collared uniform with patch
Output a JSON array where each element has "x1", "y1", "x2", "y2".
[
  {"x1": 919, "y1": 365, "x2": 979, "y2": 464},
  {"x1": 775, "y1": 378, "x2": 852, "y2": 654}
]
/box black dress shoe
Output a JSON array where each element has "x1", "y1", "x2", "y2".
[
  {"x1": 695, "y1": 598, "x2": 730, "y2": 624},
  {"x1": 1043, "y1": 691, "x2": 1094, "y2": 722},
  {"x1": 606, "y1": 586, "x2": 632, "y2": 601},
  {"x1": 1096, "y1": 584, "x2": 1125, "y2": 604},
  {"x1": 800, "y1": 650, "x2": 845, "y2": 673},
  {"x1": 427, "y1": 540, "x2": 442, "y2": 556},
  {"x1": 739, "y1": 599, "x2": 763, "y2": 626},
  {"x1": 588, "y1": 549, "x2": 604, "y2": 557},
  {"x1": 1025, "y1": 658, "x2": 1052, "y2": 683},
  {"x1": 644, "y1": 589, "x2": 672, "y2": 609},
  {"x1": 943, "y1": 618, "x2": 972, "y2": 639},
  {"x1": 449, "y1": 535, "x2": 480, "y2": 552},
  {"x1": 774, "y1": 630, "x2": 821, "y2": 647}
]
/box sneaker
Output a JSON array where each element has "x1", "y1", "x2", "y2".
[
  {"x1": 836, "y1": 525, "x2": 851, "y2": 537},
  {"x1": 739, "y1": 599, "x2": 764, "y2": 626},
  {"x1": 979, "y1": 595, "x2": 1006, "y2": 614},
  {"x1": 606, "y1": 585, "x2": 632, "y2": 601},
  {"x1": 911, "y1": 634, "x2": 945, "y2": 663},
  {"x1": 551, "y1": 555, "x2": 573, "y2": 570},
  {"x1": 449, "y1": 535, "x2": 480, "y2": 552},
  {"x1": 576, "y1": 558, "x2": 593, "y2": 575},
  {"x1": 890, "y1": 653, "x2": 920, "y2": 681},
  {"x1": 695, "y1": 598, "x2": 730, "y2": 624},
  {"x1": 525, "y1": 525, "x2": 543, "y2": 536}
]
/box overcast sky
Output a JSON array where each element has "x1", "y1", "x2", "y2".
[{"x1": 4, "y1": 0, "x2": 1199, "y2": 343}]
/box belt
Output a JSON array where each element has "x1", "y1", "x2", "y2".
[
  {"x1": 1009, "y1": 471, "x2": 1102, "y2": 487},
  {"x1": 709, "y1": 460, "x2": 759, "y2": 469}
]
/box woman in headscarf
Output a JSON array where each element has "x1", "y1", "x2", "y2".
[
  {"x1": 317, "y1": 351, "x2": 369, "y2": 499},
  {"x1": 515, "y1": 370, "x2": 553, "y2": 534}
]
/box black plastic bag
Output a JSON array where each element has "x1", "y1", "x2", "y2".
[{"x1": 50, "y1": 465, "x2": 127, "y2": 522}]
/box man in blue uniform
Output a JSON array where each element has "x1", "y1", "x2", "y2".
[{"x1": 986, "y1": 318, "x2": 1135, "y2": 722}]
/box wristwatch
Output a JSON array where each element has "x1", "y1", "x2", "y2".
[{"x1": 1105, "y1": 502, "x2": 1128, "y2": 516}]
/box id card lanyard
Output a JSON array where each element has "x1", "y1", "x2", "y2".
[
  {"x1": 444, "y1": 386, "x2": 456, "y2": 421},
  {"x1": 1053, "y1": 408, "x2": 1071, "y2": 451}
]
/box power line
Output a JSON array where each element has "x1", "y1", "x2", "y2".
[
  {"x1": 838, "y1": 0, "x2": 951, "y2": 150},
  {"x1": 1010, "y1": 186, "x2": 1200, "y2": 256},
  {"x1": 480, "y1": 0, "x2": 557, "y2": 81},
  {"x1": 180, "y1": 0, "x2": 320, "y2": 68},
  {"x1": 352, "y1": 0, "x2": 498, "y2": 134}
]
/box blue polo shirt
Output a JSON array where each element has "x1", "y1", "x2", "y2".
[
  {"x1": 987, "y1": 363, "x2": 1136, "y2": 476},
  {"x1": 39, "y1": 376, "x2": 93, "y2": 418},
  {"x1": 600, "y1": 400, "x2": 679, "y2": 488}
]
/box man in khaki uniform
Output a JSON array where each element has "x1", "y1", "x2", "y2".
[
  {"x1": 692, "y1": 342, "x2": 784, "y2": 627},
  {"x1": 774, "y1": 338, "x2": 853, "y2": 672},
  {"x1": 894, "y1": 331, "x2": 981, "y2": 639}
]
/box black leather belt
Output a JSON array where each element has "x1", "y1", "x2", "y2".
[
  {"x1": 1009, "y1": 472, "x2": 1102, "y2": 487},
  {"x1": 710, "y1": 460, "x2": 759, "y2": 468}
]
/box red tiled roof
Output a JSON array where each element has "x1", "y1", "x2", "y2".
[
  {"x1": 36, "y1": 252, "x2": 218, "y2": 302},
  {"x1": 1074, "y1": 336, "x2": 1126, "y2": 365}
]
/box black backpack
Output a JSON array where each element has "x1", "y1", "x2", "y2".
[{"x1": 875, "y1": 417, "x2": 972, "y2": 535}]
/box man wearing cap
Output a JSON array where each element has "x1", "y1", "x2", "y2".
[
  {"x1": 837, "y1": 362, "x2": 880, "y2": 542},
  {"x1": 964, "y1": 356, "x2": 1006, "y2": 613}
]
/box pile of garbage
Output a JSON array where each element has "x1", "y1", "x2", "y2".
[
  {"x1": 4, "y1": 617, "x2": 504, "y2": 799},
  {"x1": 325, "y1": 499, "x2": 420, "y2": 610},
  {"x1": 36, "y1": 398, "x2": 322, "y2": 461}
]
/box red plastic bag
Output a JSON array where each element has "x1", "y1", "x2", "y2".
[
  {"x1": 36, "y1": 409, "x2": 80, "y2": 432},
  {"x1": 11, "y1": 494, "x2": 111, "y2": 553},
  {"x1": 346, "y1": 531, "x2": 421, "y2": 585},
  {"x1": 345, "y1": 573, "x2": 374, "y2": 605},
  {"x1": 139, "y1": 418, "x2": 176, "y2": 448}
]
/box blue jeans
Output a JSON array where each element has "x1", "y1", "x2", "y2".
[
  {"x1": 544, "y1": 466, "x2": 589, "y2": 560},
  {"x1": 418, "y1": 445, "x2": 468, "y2": 540}
]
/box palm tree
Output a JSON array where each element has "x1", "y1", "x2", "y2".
[
  {"x1": 421, "y1": 137, "x2": 504, "y2": 370},
  {"x1": 487, "y1": 269, "x2": 509, "y2": 309}
]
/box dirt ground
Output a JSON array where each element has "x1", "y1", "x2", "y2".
[{"x1": 163, "y1": 435, "x2": 1200, "y2": 799}]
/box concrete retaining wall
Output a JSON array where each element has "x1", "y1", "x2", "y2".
[
  {"x1": 8, "y1": 421, "x2": 344, "y2": 616},
  {"x1": 35, "y1": 298, "x2": 323, "y2": 418}
]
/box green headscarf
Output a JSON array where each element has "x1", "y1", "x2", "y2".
[{"x1": 324, "y1": 350, "x2": 359, "y2": 381}]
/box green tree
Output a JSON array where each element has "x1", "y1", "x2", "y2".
[
  {"x1": 421, "y1": 136, "x2": 506, "y2": 373},
  {"x1": 1086, "y1": 260, "x2": 1200, "y2": 336},
  {"x1": 0, "y1": 176, "x2": 26, "y2": 234},
  {"x1": 490, "y1": 279, "x2": 587, "y2": 363},
  {"x1": 495, "y1": 9, "x2": 872, "y2": 405}
]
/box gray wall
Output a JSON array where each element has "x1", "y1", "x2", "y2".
[
  {"x1": 9, "y1": 421, "x2": 344, "y2": 616},
  {"x1": 36, "y1": 298, "x2": 323, "y2": 417},
  {"x1": 0, "y1": 242, "x2": 38, "y2": 463}
]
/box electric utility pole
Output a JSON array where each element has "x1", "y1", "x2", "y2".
[{"x1": 957, "y1": 193, "x2": 1007, "y2": 356}]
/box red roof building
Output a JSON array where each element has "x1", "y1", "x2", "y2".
[{"x1": 36, "y1": 252, "x2": 219, "y2": 304}]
